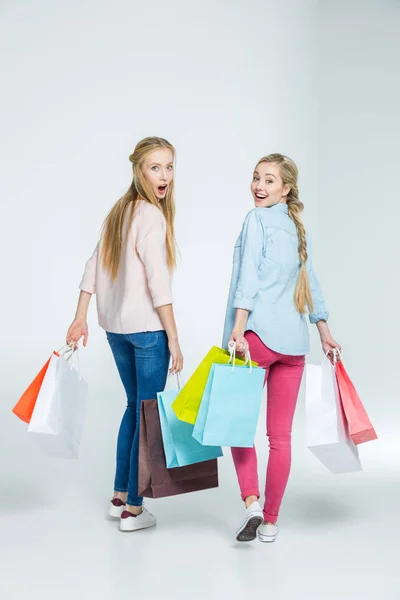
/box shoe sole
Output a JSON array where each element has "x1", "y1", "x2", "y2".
[
  {"x1": 236, "y1": 516, "x2": 264, "y2": 542},
  {"x1": 120, "y1": 520, "x2": 157, "y2": 533},
  {"x1": 258, "y1": 533, "x2": 277, "y2": 543}
]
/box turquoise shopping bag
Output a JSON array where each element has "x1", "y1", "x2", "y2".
[
  {"x1": 157, "y1": 388, "x2": 223, "y2": 468},
  {"x1": 192, "y1": 361, "x2": 265, "y2": 448}
]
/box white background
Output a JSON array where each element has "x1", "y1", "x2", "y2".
[
  {"x1": 0, "y1": 1, "x2": 399, "y2": 599},
  {"x1": 315, "y1": 0, "x2": 400, "y2": 442}
]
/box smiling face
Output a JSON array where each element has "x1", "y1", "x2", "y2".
[
  {"x1": 141, "y1": 148, "x2": 174, "y2": 201},
  {"x1": 251, "y1": 161, "x2": 291, "y2": 208}
]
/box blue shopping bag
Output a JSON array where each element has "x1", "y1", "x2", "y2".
[
  {"x1": 157, "y1": 387, "x2": 223, "y2": 469},
  {"x1": 192, "y1": 355, "x2": 265, "y2": 448}
]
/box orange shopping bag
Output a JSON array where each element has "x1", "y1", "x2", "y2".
[
  {"x1": 12, "y1": 354, "x2": 56, "y2": 423},
  {"x1": 12, "y1": 345, "x2": 73, "y2": 424},
  {"x1": 335, "y1": 358, "x2": 378, "y2": 445}
]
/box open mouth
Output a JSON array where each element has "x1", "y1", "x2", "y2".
[
  {"x1": 255, "y1": 193, "x2": 267, "y2": 200},
  {"x1": 157, "y1": 184, "x2": 168, "y2": 195}
]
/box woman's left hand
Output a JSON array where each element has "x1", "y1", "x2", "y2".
[
  {"x1": 168, "y1": 338, "x2": 184, "y2": 374},
  {"x1": 321, "y1": 337, "x2": 341, "y2": 364}
]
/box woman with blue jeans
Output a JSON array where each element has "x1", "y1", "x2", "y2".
[{"x1": 66, "y1": 137, "x2": 183, "y2": 533}]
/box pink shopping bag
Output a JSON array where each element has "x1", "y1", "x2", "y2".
[{"x1": 335, "y1": 359, "x2": 377, "y2": 445}]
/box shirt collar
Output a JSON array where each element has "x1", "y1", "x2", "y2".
[{"x1": 267, "y1": 202, "x2": 288, "y2": 214}]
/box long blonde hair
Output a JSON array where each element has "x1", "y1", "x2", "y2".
[
  {"x1": 101, "y1": 137, "x2": 177, "y2": 281},
  {"x1": 256, "y1": 153, "x2": 314, "y2": 314}
]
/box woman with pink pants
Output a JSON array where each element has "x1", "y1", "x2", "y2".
[{"x1": 222, "y1": 153, "x2": 341, "y2": 543}]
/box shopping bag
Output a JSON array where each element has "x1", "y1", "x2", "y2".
[
  {"x1": 335, "y1": 358, "x2": 377, "y2": 445},
  {"x1": 27, "y1": 349, "x2": 88, "y2": 459},
  {"x1": 172, "y1": 345, "x2": 258, "y2": 425},
  {"x1": 12, "y1": 355, "x2": 53, "y2": 423},
  {"x1": 138, "y1": 399, "x2": 219, "y2": 498},
  {"x1": 28, "y1": 352, "x2": 61, "y2": 435},
  {"x1": 157, "y1": 375, "x2": 223, "y2": 468},
  {"x1": 192, "y1": 345, "x2": 265, "y2": 447},
  {"x1": 306, "y1": 356, "x2": 362, "y2": 474},
  {"x1": 18, "y1": 345, "x2": 74, "y2": 430}
]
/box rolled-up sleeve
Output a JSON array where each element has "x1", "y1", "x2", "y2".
[
  {"x1": 136, "y1": 210, "x2": 173, "y2": 308},
  {"x1": 306, "y1": 236, "x2": 329, "y2": 324},
  {"x1": 233, "y1": 210, "x2": 264, "y2": 312},
  {"x1": 79, "y1": 243, "x2": 99, "y2": 294}
]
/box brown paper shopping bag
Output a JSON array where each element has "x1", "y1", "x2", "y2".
[{"x1": 138, "y1": 399, "x2": 219, "y2": 498}]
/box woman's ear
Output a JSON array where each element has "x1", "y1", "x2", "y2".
[{"x1": 282, "y1": 185, "x2": 291, "y2": 198}]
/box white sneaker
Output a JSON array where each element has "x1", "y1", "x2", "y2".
[
  {"x1": 235, "y1": 501, "x2": 264, "y2": 542},
  {"x1": 258, "y1": 522, "x2": 278, "y2": 543},
  {"x1": 120, "y1": 507, "x2": 157, "y2": 532},
  {"x1": 108, "y1": 498, "x2": 126, "y2": 519}
]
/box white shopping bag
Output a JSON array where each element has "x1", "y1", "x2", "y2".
[
  {"x1": 28, "y1": 347, "x2": 88, "y2": 459},
  {"x1": 28, "y1": 352, "x2": 60, "y2": 435},
  {"x1": 306, "y1": 356, "x2": 362, "y2": 474}
]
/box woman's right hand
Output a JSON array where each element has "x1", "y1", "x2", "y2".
[
  {"x1": 66, "y1": 318, "x2": 88, "y2": 349},
  {"x1": 168, "y1": 338, "x2": 183, "y2": 373},
  {"x1": 229, "y1": 329, "x2": 249, "y2": 354}
]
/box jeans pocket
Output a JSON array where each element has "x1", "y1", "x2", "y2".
[{"x1": 129, "y1": 331, "x2": 163, "y2": 350}]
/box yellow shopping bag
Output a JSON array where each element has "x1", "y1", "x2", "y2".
[{"x1": 171, "y1": 346, "x2": 258, "y2": 424}]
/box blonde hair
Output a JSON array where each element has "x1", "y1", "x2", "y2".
[
  {"x1": 101, "y1": 137, "x2": 177, "y2": 281},
  {"x1": 256, "y1": 153, "x2": 314, "y2": 314}
]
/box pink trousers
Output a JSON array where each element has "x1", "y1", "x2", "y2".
[{"x1": 231, "y1": 331, "x2": 305, "y2": 523}]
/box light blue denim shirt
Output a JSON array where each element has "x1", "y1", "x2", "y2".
[{"x1": 222, "y1": 203, "x2": 329, "y2": 356}]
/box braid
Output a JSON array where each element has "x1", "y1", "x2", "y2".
[
  {"x1": 287, "y1": 191, "x2": 314, "y2": 314},
  {"x1": 286, "y1": 188, "x2": 306, "y2": 262}
]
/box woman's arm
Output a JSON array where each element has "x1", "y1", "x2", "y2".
[
  {"x1": 316, "y1": 320, "x2": 341, "y2": 362},
  {"x1": 156, "y1": 304, "x2": 183, "y2": 373},
  {"x1": 66, "y1": 291, "x2": 92, "y2": 348},
  {"x1": 229, "y1": 210, "x2": 264, "y2": 353},
  {"x1": 306, "y1": 236, "x2": 329, "y2": 325},
  {"x1": 306, "y1": 237, "x2": 341, "y2": 361},
  {"x1": 137, "y1": 210, "x2": 183, "y2": 373},
  {"x1": 66, "y1": 243, "x2": 98, "y2": 348}
]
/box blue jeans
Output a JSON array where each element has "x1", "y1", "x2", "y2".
[{"x1": 106, "y1": 330, "x2": 170, "y2": 506}]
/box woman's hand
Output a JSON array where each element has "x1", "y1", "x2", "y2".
[
  {"x1": 66, "y1": 292, "x2": 92, "y2": 349},
  {"x1": 66, "y1": 318, "x2": 88, "y2": 349},
  {"x1": 316, "y1": 320, "x2": 341, "y2": 364},
  {"x1": 321, "y1": 336, "x2": 341, "y2": 364},
  {"x1": 169, "y1": 338, "x2": 183, "y2": 373},
  {"x1": 229, "y1": 329, "x2": 249, "y2": 354}
]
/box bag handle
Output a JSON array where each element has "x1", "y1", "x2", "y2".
[
  {"x1": 165, "y1": 370, "x2": 184, "y2": 391},
  {"x1": 334, "y1": 348, "x2": 342, "y2": 363},
  {"x1": 58, "y1": 344, "x2": 74, "y2": 357},
  {"x1": 58, "y1": 344, "x2": 82, "y2": 378},
  {"x1": 324, "y1": 347, "x2": 342, "y2": 365},
  {"x1": 228, "y1": 341, "x2": 252, "y2": 373}
]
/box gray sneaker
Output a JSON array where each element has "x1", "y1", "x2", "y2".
[{"x1": 235, "y1": 501, "x2": 264, "y2": 542}]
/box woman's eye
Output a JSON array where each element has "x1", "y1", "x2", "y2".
[
  {"x1": 253, "y1": 177, "x2": 259, "y2": 181},
  {"x1": 167, "y1": 165, "x2": 173, "y2": 171},
  {"x1": 266, "y1": 179, "x2": 273, "y2": 184},
  {"x1": 151, "y1": 166, "x2": 159, "y2": 171}
]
